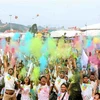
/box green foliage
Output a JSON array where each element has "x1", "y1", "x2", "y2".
[{"x1": 29, "y1": 24, "x2": 38, "y2": 33}]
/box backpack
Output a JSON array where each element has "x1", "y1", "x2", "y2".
[{"x1": 49, "y1": 85, "x2": 57, "y2": 100}]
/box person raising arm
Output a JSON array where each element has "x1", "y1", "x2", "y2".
[{"x1": 3, "y1": 54, "x2": 17, "y2": 100}]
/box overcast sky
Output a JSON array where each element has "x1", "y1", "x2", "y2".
[{"x1": 0, "y1": 0, "x2": 100, "y2": 28}]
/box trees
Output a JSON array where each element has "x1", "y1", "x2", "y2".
[{"x1": 29, "y1": 24, "x2": 38, "y2": 34}]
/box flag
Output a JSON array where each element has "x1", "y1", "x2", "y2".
[{"x1": 81, "y1": 50, "x2": 88, "y2": 69}]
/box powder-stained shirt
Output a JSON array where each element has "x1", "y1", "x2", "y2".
[
  {"x1": 4, "y1": 72, "x2": 17, "y2": 90},
  {"x1": 81, "y1": 83, "x2": 93, "y2": 100},
  {"x1": 55, "y1": 77, "x2": 66, "y2": 91},
  {"x1": 37, "y1": 84, "x2": 49, "y2": 100},
  {"x1": 57, "y1": 92, "x2": 69, "y2": 100}
]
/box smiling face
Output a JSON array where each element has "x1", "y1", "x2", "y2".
[
  {"x1": 8, "y1": 68, "x2": 14, "y2": 75},
  {"x1": 83, "y1": 77, "x2": 88, "y2": 83},
  {"x1": 90, "y1": 74, "x2": 95, "y2": 81},
  {"x1": 94, "y1": 94, "x2": 100, "y2": 100},
  {"x1": 24, "y1": 77, "x2": 30, "y2": 85},
  {"x1": 59, "y1": 72, "x2": 65, "y2": 79},
  {"x1": 40, "y1": 77, "x2": 47, "y2": 86},
  {"x1": 61, "y1": 84, "x2": 67, "y2": 93}
]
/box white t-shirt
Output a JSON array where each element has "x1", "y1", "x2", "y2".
[
  {"x1": 90, "y1": 81, "x2": 97, "y2": 90},
  {"x1": 4, "y1": 72, "x2": 17, "y2": 90},
  {"x1": 37, "y1": 84, "x2": 49, "y2": 100},
  {"x1": 81, "y1": 83, "x2": 94, "y2": 100},
  {"x1": 55, "y1": 76, "x2": 66, "y2": 91},
  {"x1": 21, "y1": 84, "x2": 31, "y2": 100},
  {"x1": 4, "y1": 73, "x2": 17, "y2": 90},
  {"x1": 89, "y1": 97, "x2": 94, "y2": 100}
]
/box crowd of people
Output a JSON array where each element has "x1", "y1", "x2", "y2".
[{"x1": 0, "y1": 33, "x2": 100, "y2": 100}]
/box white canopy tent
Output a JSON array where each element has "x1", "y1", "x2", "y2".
[
  {"x1": 0, "y1": 33, "x2": 14, "y2": 38},
  {"x1": 80, "y1": 23, "x2": 100, "y2": 36},
  {"x1": 83, "y1": 30, "x2": 100, "y2": 36},
  {"x1": 50, "y1": 30, "x2": 81, "y2": 38},
  {"x1": 0, "y1": 32, "x2": 25, "y2": 38},
  {"x1": 81, "y1": 23, "x2": 100, "y2": 30}
]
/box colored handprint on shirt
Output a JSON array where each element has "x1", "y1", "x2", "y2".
[
  {"x1": 38, "y1": 88, "x2": 42, "y2": 93},
  {"x1": 58, "y1": 93, "x2": 61, "y2": 99},
  {"x1": 82, "y1": 84, "x2": 87, "y2": 91},
  {"x1": 6, "y1": 75, "x2": 11, "y2": 80},
  {"x1": 58, "y1": 79, "x2": 61, "y2": 84},
  {"x1": 38, "y1": 86, "x2": 49, "y2": 97}
]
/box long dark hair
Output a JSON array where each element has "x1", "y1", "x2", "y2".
[
  {"x1": 23, "y1": 77, "x2": 30, "y2": 85},
  {"x1": 39, "y1": 76, "x2": 47, "y2": 81},
  {"x1": 61, "y1": 83, "x2": 69, "y2": 89}
]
